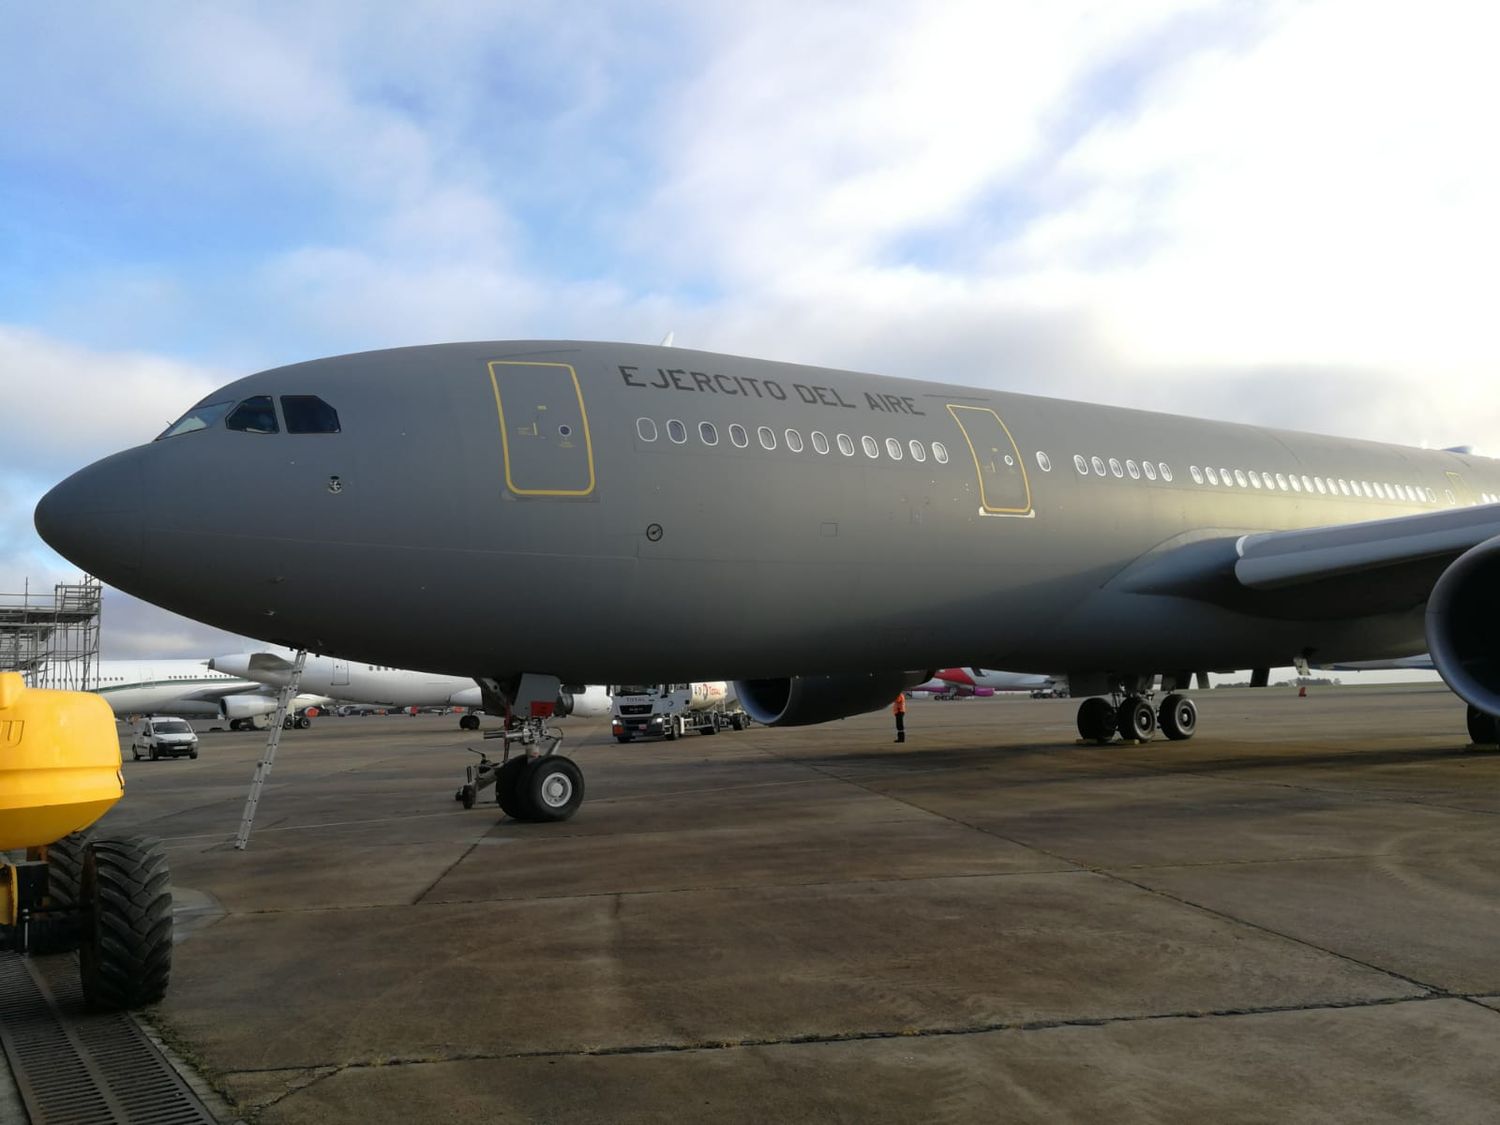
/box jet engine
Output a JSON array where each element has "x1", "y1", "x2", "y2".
[
  {"x1": 556, "y1": 684, "x2": 612, "y2": 719},
  {"x1": 220, "y1": 693, "x2": 278, "y2": 720},
  {"x1": 1427, "y1": 535, "x2": 1500, "y2": 716},
  {"x1": 733, "y1": 672, "x2": 929, "y2": 727}
]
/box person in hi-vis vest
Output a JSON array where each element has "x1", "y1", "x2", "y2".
[{"x1": 893, "y1": 693, "x2": 907, "y2": 743}]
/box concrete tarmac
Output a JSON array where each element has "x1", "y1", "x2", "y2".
[{"x1": 44, "y1": 686, "x2": 1500, "y2": 1122}]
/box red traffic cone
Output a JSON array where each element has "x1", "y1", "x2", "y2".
[{"x1": 1298, "y1": 685, "x2": 1307, "y2": 698}]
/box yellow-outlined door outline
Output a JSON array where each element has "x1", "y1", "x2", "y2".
[
  {"x1": 488, "y1": 360, "x2": 596, "y2": 497},
  {"x1": 1445, "y1": 471, "x2": 1473, "y2": 506},
  {"x1": 946, "y1": 404, "x2": 1033, "y2": 516}
]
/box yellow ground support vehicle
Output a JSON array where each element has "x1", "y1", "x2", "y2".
[{"x1": 0, "y1": 672, "x2": 172, "y2": 1009}]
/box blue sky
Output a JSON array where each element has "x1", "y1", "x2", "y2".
[{"x1": 3, "y1": 0, "x2": 1498, "y2": 657}]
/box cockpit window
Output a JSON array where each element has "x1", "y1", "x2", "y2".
[
  {"x1": 281, "y1": 395, "x2": 341, "y2": 434},
  {"x1": 225, "y1": 395, "x2": 279, "y2": 434},
  {"x1": 158, "y1": 400, "x2": 234, "y2": 439}
]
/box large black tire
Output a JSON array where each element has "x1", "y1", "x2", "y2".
[
  {"x1": 296, "y1": 716, "x2": 311, "y2": 730},
  {"x1": 1159, "y1": 694, "x2": 1198, "y2": 741},
  {"x1": 615, "y1": 735, "x2": 632, "y2": 743},
  {"x1": 1117, "y1": 696, "x2": 1157, "y2": 742},
  {"x1": 27, "y1": 832, "x2": 91, "y2": 954},
  {"x1": 283, "y1": 716, "x2": 294, "y2": 730},
  {"x1": 520, "y1": 756, "x2": 585, "y2": 822},
  {"x1": 1076, "y1": 697, "x2": 1116, "y2": 742},
  {"x1": 460, "y1": 784, "x2": 477, "y2": 809},
  {"x1": 1467, "y1": 704, "x2": 1499, "y2": 745},
  {"x1": 78, "y1": 836, "x2": 172, "y2": 1011},
  {"x1": 460, "y1": 713, "x2": 481, "y2": 731},
  {"x1": 496, "y1": 756, "x2": 533, "y2": 820}
]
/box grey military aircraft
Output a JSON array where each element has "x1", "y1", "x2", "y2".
[{"x1": 34, "y1": 341, "x2": 1500, "y2": 822}]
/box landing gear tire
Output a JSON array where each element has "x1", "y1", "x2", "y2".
[
  {"x1": 283, "y1": 716, "x2": 294, "y2": 730},
  {"x1": 459, "y1": 713, "x2": 481, "y2": 731},
  {"x1": 1117, "y1": 696, "x2": 1157, "y2": 742},
  {"x1": 296, "y1": 716, "x2": 310, "y2": 730},
  {"x1": 1159, "y1": 694, "x2": 1197, "y2": 741},
  {"x1": 496, "y1": 756, "x2": 533, "y2": 820},
  {"x1": 520, "y1": 756, "x2": 584, "y2": 823},
  {"x1": 228, "y1": 719, "x2": 242, "y2": 732},
  {"x1": 1076, "y1": 697, "x2": 1117, "y2": 742},
  {"x1": 78, "y1": 836, "x2": 173, "y2": 1011},
  {"x1": 1466, "y1": 704, "x2": 1499, "y2": 745},
  {"x1": 731, "y1": 714, "x2": 747, "y2": 731}
]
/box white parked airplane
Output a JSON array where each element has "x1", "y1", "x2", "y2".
[
  {"x1": 209, "y1": 648, "x2": 612, "y2": 730},
  {"x1": 93, "y1": 659, "x2": 330, "y2": 728}
]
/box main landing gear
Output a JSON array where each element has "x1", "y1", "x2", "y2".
[
  {"x1": 1466, "y1": 705, "x2": 1500, "y2": 747},
  {"x1": 1076, "y1": 691, "x2": 1197, "y2": 744}
]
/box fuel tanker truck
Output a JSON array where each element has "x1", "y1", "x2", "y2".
[
  {"x1": 610, "y1": 682, "x2": 750, "y2": 742},
  {"x1": 0, "y1": 672, "x2": 172, "y2": 1010}
]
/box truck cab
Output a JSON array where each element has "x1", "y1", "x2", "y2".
[{"x1": 131, "y1": 716, "x2": 199, "y2": 760}]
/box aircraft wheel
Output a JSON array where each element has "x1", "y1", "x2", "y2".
[
  {"x1": 521, "y1": 756, "x2": 585, "y2": 823},
  {"x1": 296, "y1": 716, "x2": 311, "y2": 729},
  {"x1": 282, "y1": 716, "x2": 294, "y2": 730},
  {"x1": 1159, "y1": 694, "x2": 1197, "y2": 741},
  {"x1": 1466, "y1": 704, "x2": 1499, "y2": 745},
  {"x1": 79, "y1": 836, "x2": 173, "y2": 1011},
  {"x1": 1117, "y1": 696, "x2": 1156, "y2": 741},
  {"x1": 496, "y1": 757, "x2": 533, "y2": 820},
  {"x1": 459, "y1": 714, "x2": 480, "y2": 731},
  {"x1": 1076, "y1": 698, "x2": 1116, "y2": 742},
  {"x1": 459, "y1": 784, "x2": 477, "y2": 809}
]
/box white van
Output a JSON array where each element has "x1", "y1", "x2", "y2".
[{"x1": 131, "y1": 716, "x2": 200, "y2": 760}]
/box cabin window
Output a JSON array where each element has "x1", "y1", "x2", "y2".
[
  {"x1": 911, "y1": 440, "x2": 928, "y2": 463},
  {"x1": 885, "y1": 437, "x2": 903, "y2": 460},
  {"x1": 1276, "y1": 473, "x2": 1289, "y2": 490},
  {"x1": 1205, "y1": 467, "x2": 1219, "y2": 485},
  {"x1": 861, "y1": 436, "x2": 879, "y2": 458},
  {"x1": 667, "y1": 419, "x2": 687, "y2": 443},
  {"x1": 1337, "y1": 480, "x2": 1349, "y2": 496},
  {"x1": 225, "y1": 396, "x2": 279, "y2": 434},
  {"x1": 636, "y1": 418, "x2": 658, "y2": 442},
  {"x1": 1143, "y1": 461, "x2": 1157, "y2": 481},
  {"x1": 785, "y1": 429, "x2": 805, "y2": 453},
  {"x1": 1036, "y1": 450, "x2": 1051, "y2": 472},
  {"x1": 729, "y1": 423, "x2": 749, "y2": 448},
  {"x1": 757, "y1": 426, "x2": 777, "y2": 451},
  {"x1": 699, "y1": 422, "x2": 719, "y2": 446},
  {"x1": 1248, "y1": 471, "x2": 1262, "y2": 489},
  {"x1": 838, "y1": 434, "x2": 855, "y2": 456},
  {"x1": 1426, "y1": 487, "x2": 1437, "y2": 503},
  {"x1": 1075, "y1": 455, "x2": 1088, "y2": 474},
  {"x1": 932, "y1": 442, "x2": 950, "y2": 464},
  {"x1": 1234, "y1": 469, "x2": 1248, "y2": 488},
  {"x1": 1126, "y1": 460, "x2": 1140, "y2": 479},
  {"x1": 281, "y1": 396, "x2": 341, "y2": 434},
  {"x1": 1190, "y1": 465, "x2": 1203, "y2": 484},
  {"x1": 1109, "y1": 458, "x2": 1124, "y2": 478},
  {"x1": 1314, "y1": 478, "x2": 1326, "y2": 494},
  {"x1": 812, "y1": 431, "x2": 830, "y2": 454},
  {"x1": 1220, "y1": 468, "x2": 1234, "y2": 487},
  {"x1": 1159, "y1": 464, "x2": 1173, "y2": 482},
  {"x1": 1288, "y1": 475, "x2": 1301, "y2": 492},
  {"x1": 159, "y1": 400, "x2": 235, "y2": 439},
  {"x1": 1264, "y1": 473, "x2": 1278, "y2": 491},
  {"x1": 1360, "y1": 481, "x2": 1372, "y2": 498},
  {"x1": 1091, "y1": 456, "x2": 1106, "y2": 476}
]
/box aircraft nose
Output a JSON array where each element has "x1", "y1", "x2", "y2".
[{"x1": 34, "y1": 449, "x2": 145, "y2": 581}]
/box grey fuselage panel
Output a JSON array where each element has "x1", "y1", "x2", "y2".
[{"x1": 37, "y1": 341, "x2": 1500, "y2": 684}]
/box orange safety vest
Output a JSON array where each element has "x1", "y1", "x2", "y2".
[{"x1": 893, "y1": 694, "x2": 907, "y2": 715}]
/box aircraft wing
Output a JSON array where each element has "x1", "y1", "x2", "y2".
[{"x1": 1117, "y1": 504, "x2": 1500, "y2": 609}]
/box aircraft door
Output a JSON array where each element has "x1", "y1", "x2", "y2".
[
  {"x1": 1446, "y1": 471, "x2": 1474, "y2": 506},
  {"x1": 946, "y1": 405, "x2": 1033, "y2": 516},
  {"x1": 487, "y1": 360, "x2": 596, "y2": 497},
  {"x1": 331, "y1": 660, "x2": 350, "y2": 687}
]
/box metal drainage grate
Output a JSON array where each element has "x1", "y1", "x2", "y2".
[{"x1": 0, "y1": 951, "x2": 220, "y2": 1125}]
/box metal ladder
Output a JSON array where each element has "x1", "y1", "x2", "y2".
[{"x1": 234, "y1": 648, "x2": 307, "y2": 851}]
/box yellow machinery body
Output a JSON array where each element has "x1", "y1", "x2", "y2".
[{"x1": 0, "y1": 671, "x2": 122, "y2": 852}]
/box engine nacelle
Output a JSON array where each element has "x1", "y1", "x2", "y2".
[
  {"x1": 1427, "y1": 535, "x2": 1500, "y2": 716},
  {"x1": 733, "y1": 672, "x2": 929, "y2": 727},
  {"x1": 220, "y1": 693, "x2": 278, "y2": 720},
  {"x1": 556, "y1": 684, "x2": 613, "y2": 719}
]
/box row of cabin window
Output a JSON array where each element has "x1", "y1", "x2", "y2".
[
  {"x1": 1187, "y1": 465, "x2": 1439, "y2": 504},
  {"x1": 637, "y1": 417, "x2": 952, "y2": 465},
  {"x1": 1068, "y1": 454, "x2": 1175, "y2": 483}
]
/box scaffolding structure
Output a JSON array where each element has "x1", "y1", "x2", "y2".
[{"x1": 0, "y1": 576, "x2": 103, "y2": 690}]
